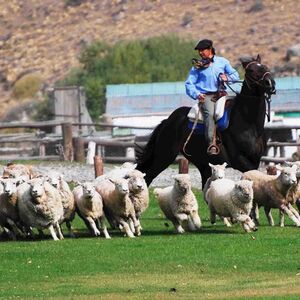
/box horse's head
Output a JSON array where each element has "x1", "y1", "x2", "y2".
[{"x1": 241, "y1": 55, "x2": 276, "y2": 97}]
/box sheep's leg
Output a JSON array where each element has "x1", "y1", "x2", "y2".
[
  {"x1": 210, "y1": 210, "x2": 217, "y2": 225},
  {"x1": 54, "y1": 223, "x2": 64, "y2": 240},
  {"x1": 3, "y1": 226, "x2": 16, "y2": 240},
  {"x1": 296, "y1": 199, "x2": 300, "y2": 213},
  {"x1": 119, "y1": 220, "x2": 135, "y2": 238},
  {"x1": 6, "y1": 219, "x2": 25, "y2": 238},
  {"x1": 279, "y1": 209, "x2": 285, "y2": 227},
  {"x1": 232, "y1": 213, "x2": 257, "y2": 233},
  {"x1": 174, "y1": 213, "x2": 189, "y2": 233},
  {"x1": 85, "y1": 217, "x2": 101, "y2": 236},
  {"x1": 66, "y1": 221, "x2": 75, "y2": 238},
  {"x1": 250, "y1": 203, "x2": 260, "y2": 226},
  {"x1": 288, "y1": 203, "x2": 300, "y2": 220},
  {"x1": 48, "y1": 225, "x2": 59, "y2": 241},
  {"x1": 222, "y1": 217, "x2": 232, "y2": 227},
  {"x1": 264, "y1": 207, "x2": 274, "y2": 226},
  {"x1": 128, "y1": 219, "x2": 135, "y2": 233},
  {"x1": 130, "y1": 214, "x2": 141, "y2": 236},
  {"x1": 280, "y1": 205, "x2": 300, "y2": 227},
  {"x1": 189, "y1": 210, "x2": 201, "y2": 230},
  {"x1": 99, "y1": 216, "x2": 111, "y2": 239}
]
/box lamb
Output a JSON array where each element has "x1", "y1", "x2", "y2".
[
  {"x1": 17, "y1": 178, "x2": 64, "y2": 241},
  {"x1": 0, "y1": 178, "x2": 25, "y2": 239},
  {"x1": 73, "y1": 181, "x2": 110, "y2": 239},
  {"x1": 45, "y1": 171, "x2": 76, "y2": 237},
  {"x1": 242, "y1": 164, "x2": 300, "y2": 227},
  {"x1": 95, "y1": 177, "x2": 140, "y2": 238},
  {"x1": 153, "y1": 174, "x2": 201, "y2": 234},
  {"x1": 205, "y1": 178, "x2": 257, "y2": 233}
]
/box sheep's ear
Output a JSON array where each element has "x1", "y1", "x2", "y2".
[
  {"x1": 292, "y1": 164, "x2": 298, "y2": 172},
  {"x1": 222, "y1": 162, "x2": 228, "y2": 168},
  {"x1": 256, "y1": 54, "x2": 261, "y2": 63},
  {"x1": 142, "y1": 173, "x2": 146, "y2": 178},
  {"x1": 108, "y1": 177, "x2": 115, "y2": 184},
  {"x1": 209, "y1": 163, "x2": 213, "y2": 168},
  {"x1": 132, "y1": 163, "x2": 137, "y2": 169}
]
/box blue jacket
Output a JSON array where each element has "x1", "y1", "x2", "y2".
[{"x1": 185, "y1": 56, "x2": 240, "y2": 100}]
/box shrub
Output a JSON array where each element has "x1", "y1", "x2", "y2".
[{"x1": 12, "y1": 74, "x2": 43, "y2": 100}]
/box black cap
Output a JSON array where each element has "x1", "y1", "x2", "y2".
[{"x1": 194, "y1": 39, "x2": 213, "y2": 50}]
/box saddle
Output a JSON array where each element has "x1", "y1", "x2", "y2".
[{"x1": 187, "y1": 96, "x2": 235, "y2": 135}]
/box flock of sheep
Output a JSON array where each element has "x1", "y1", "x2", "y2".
[{"x1": 0, "y1": 160, "x2": 300, "y2": 241}]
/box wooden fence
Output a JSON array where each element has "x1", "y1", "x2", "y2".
[{"x1": 0, "y1": 121, "x2": 299, "y2": 165}]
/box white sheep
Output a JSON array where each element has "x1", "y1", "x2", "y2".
[
  {"x1": 206, "y1": 178, "x2": 256, "y2": 233},
  {"x1": 203, "y1": 163, "x2": 231, "y2": 227},
  {"x1": 153, "y1": 174, "x2": 201, "y2": 234},
  {"x1": 242, "y1": 165, "x2": 300, "y2": 227},
  {"x1": 73, "y1": 181, "x2": 110, "y2": 239},
  {"x1": 95, "y1": 177, "x2": 140, "y2": 238},
  {"x1": 0, "y1": 178, "x2": 25, "y2": 239},
  {"x1": 46, "y1": 171, "x2": 76, "y2": 237},
  {"x1": 126, "y1": 169, "x2": 149, "y2": 230},
  {"x1": 17, "y1": 178, "x2": 64, "y2": 241}
]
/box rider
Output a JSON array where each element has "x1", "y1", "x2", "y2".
[{"x1": 185, "y1": 39, "x2": 240, "y2": 155}]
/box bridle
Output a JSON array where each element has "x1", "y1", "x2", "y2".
[
  {"x1": 224, "y1": 61, "x2": 275, "y2": 122},
  {"x1": 244, "y1": 61, "x2": 272, "y2": 90}
]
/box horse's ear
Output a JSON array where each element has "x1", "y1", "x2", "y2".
[
  {"x1": 240, "y1": 56, "x2": 253, "y2": 69},
  {"x1": 256, "y1": 54, "x2": 261, "y2": 63}
]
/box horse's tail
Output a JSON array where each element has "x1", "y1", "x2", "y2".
[{"x1": 134, "y1": 120, "x2": 167, "y2": 172}]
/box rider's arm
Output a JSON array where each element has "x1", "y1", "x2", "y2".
[
  {"x1": 185, "y1": 67, "x2": 202, "y2": 100},
  {"x1": 224, "y1": 59, "x2": 240, "y2": 82}
]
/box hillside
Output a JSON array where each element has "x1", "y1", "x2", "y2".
[{"x1": 0, "y1": 0, "x2": 300, "y2": 119}]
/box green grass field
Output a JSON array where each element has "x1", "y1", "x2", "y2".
[{"x1": 0, "y1": 189, "x2": 299, "y2": 299}]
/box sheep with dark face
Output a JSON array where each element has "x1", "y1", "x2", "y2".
[
  {"x1": 154, "y1": 174, "x2": 201, "y2": 234},
  {"x1": 206, "y1": 178, "x2": 256, "y2": 233},
  {"x1": 73, "y1": 181, "x2": 110, "y2": 238},
  {"x1": 17, "y1": 178, "x2": 64, "y2": 241}
]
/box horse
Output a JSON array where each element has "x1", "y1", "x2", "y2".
[{"x1": 134, "y1": 55, "x2": 276, "y2": 189}]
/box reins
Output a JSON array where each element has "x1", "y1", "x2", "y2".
[{"x1": 182, "y1": 103, "x2": 201, "y2": 156}]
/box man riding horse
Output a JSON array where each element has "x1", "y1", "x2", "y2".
[{"x1": 185, "y1": 39, "x2": 240, "y2": 155}]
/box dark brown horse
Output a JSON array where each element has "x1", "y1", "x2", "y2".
[{"x1": 135, "y1": 55, "x2": 276, "y2": 188}]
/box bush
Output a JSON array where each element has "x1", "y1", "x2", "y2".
[
  {"x1": 12, "y1": 74, "x2": 42, "y2": 100},
  {"x1": 56, "y1": 35, "x2": 196, "y2": 121}
]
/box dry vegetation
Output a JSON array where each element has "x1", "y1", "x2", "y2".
[{"x1": 0, "y1": 0, "x2": 300, "y2": 117}]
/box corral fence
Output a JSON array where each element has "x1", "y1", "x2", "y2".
[{"x1": 0, "y1": 121, "x2": 299, "y2": 169}]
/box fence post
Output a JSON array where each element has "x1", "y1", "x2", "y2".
[
  {"x1": 179, "y1": 158, "x2": 189, "y2": 174},
  {"x1": 86, "y1": 141, "x2": 96, "y2": 164},
  {"x1": 73, "y1": 137, "x2": 85, "y2": 163},
  {"x1": 94, "y1": 155, "x2": 103, "y2": 177},
  {"x1": 62, "y1": 123, "x2": 73, "y2": 161}
]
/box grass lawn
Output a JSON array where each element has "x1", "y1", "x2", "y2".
[{"x1": 0, "y1": 189, "x2": 299, "y2": 299}]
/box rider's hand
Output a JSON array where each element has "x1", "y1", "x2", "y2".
[
  {"x1": 198, "y1": 93, "x2": 205, "y2": 103},
  {"x1": 220, "y1": 73, "x2": 228, "y2": 82}
]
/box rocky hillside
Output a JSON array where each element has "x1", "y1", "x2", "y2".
[{"x1": 0, "y1": 0, "x2": 300, "y2": 119}]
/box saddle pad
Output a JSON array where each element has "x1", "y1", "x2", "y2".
[
  {"x1": 188, "y1": 106, "x2": 232, "y2": 135},
  {"x1": 187, "y1": 95, "x2": 230, "y2": 122}
]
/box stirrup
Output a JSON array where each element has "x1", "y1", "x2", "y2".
[{"x1": 207, "y1": 144, "x2": 220, "y2": 155}]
